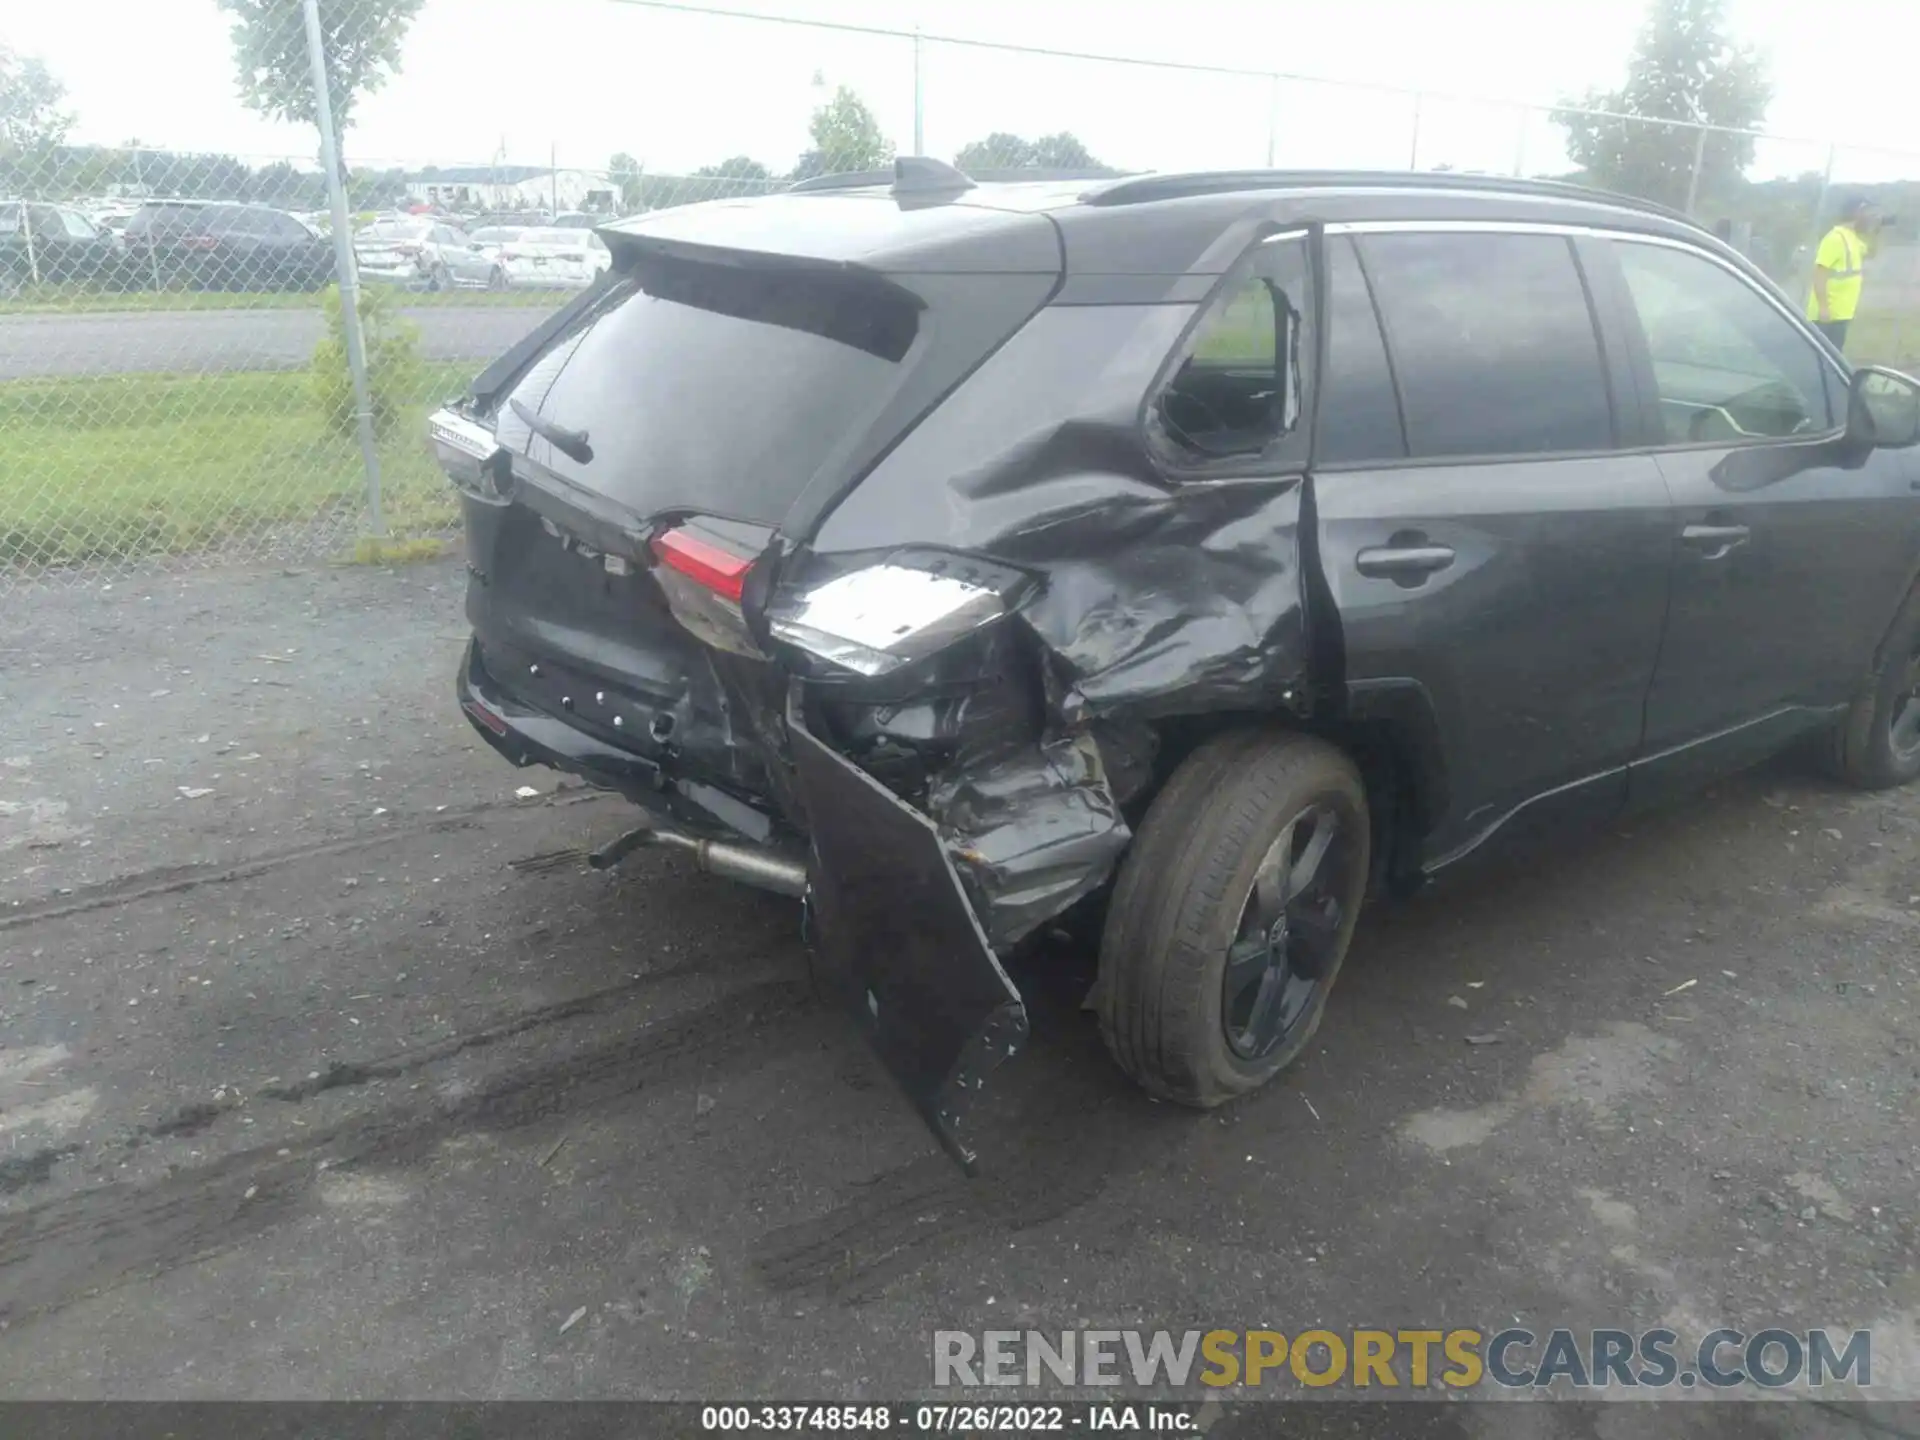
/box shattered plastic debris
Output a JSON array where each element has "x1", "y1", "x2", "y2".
[
  {"x1": 514, "y1": 785, "x2": 540, "y2": 799},
  {"x1": 559, "y1": 1306, "x2": 587, "y2": 1335},
  {"x1": 176, "y1": 787, "x2": 215, "y2": 800}
]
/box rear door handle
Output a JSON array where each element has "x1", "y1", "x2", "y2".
[
  {"x1": 1355, "y1": 544, "x2": 1456, "y2": 582},
  {"x1": 1679, "y1": 523, "x2": 1750, "y2": 558}
]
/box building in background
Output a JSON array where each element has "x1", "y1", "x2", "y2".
[{"x1": 403, "y1": 166, "x2": 614, "y2": 214}]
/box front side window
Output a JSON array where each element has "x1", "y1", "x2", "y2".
[
  {"x1": 1152, "y1": 235, "x2": 1310, "y2": 464},
  {"x1": 58, "y1": 210, "x2": 99, "y2": 240},
  {"x1": 1361, "y1": 232, "x2": 1614, "y2": 458},
  {"x1": 1612, "y1": 240, "x2": 1834, "y2": 443}
]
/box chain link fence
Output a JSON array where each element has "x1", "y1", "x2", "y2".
[{"x1": 4, "y1": 0, "x2": 1919, "y2": 588}]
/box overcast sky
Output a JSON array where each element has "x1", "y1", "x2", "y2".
[{"x1": 10, "y1": 0, "x2": 1919, "y2": 183}]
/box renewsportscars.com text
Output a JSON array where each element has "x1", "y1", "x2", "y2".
[{"x1": 932, "y1": 1327, "x2": 1872, "y2": 1391}]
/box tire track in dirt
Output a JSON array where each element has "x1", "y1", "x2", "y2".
[
  {"x1": 0, "y1": 974, "x2": 814, "y2": 1322},
  {"x1": 0, "y1": 785, "x2": 615, "y2": 931}
]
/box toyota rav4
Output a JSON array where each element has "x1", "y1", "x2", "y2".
[{"x1": 429, "y1": 162, "x2": 1920, "y2": 1169}]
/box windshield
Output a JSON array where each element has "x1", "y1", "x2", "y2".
[{"x1": 500, "y1": 251, "x2": 921, "y2": 526}]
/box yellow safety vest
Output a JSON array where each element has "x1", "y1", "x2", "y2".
[{"x1": 1807, "y1": 224, "x2": 1867, "y2": 322}]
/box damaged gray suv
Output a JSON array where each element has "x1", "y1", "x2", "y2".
[{"x1": 431, "y1": 163, "x2": 1920, "y2": 1168}]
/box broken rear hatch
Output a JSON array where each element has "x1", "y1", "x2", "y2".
[{"x1": 437, "y1": 191, "x2": 1064, "y2": 1163}]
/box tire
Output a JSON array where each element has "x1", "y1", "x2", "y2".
[
  {"x1": 487, "y1": 266, "x2": 507, "y2": 292},
  {"x1": 1825, "y1": 583, "x2": 1920, "y2": 790},
  {"x1": 1096, "y1": 729, "x2": 1370, "y2": 1108}
]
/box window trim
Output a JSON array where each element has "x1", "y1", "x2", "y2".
[
  {"x1": 1313, "y1": 218, "x2": 1851, "y2": 467},
  {"x1": 1141, "y1": 227, "x2": 1315, "y2": 482}
]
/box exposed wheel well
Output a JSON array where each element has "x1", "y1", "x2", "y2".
[{"x1": 1140, "y1": 711, "x2": 1431, "y2": 899}]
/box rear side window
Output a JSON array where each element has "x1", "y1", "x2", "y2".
[
  {"x1": 1316, "y1": 235, "x2": 1407, "y2": 465},
  {"x1": 1361, "y1": 232, "x2": 1614, "y2": 458},
  {"x1": 1152, "y1": 235, "x2": 1310, "y2": 465}
]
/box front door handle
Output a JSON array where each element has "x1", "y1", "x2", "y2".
[
  {"x1": 1355, "y1": 543, "x2": 1456, "y2": 583},
  {"x1": 1679, "y1": 522, "x2": 1750, "y2": 558}
]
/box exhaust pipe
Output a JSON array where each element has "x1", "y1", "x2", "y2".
[{"x1": 589, "y1": 821, "x2": 808, "y2": 897}]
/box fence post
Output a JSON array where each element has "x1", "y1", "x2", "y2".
[
  {"x1": 1265, "y1": 75, "x2": 1280, "y2": 168},
  {"x1": 1513, "y1": 106, "x2": 1529, "y2": 178},
  {"x1": 1409, "y1": 92, "x2": 1423, "y2": 169},
  {"x1": 911, "y1": 28, "x2": 924, "y2": 155},
  {"x1": 1683, "y1": 123, "x2": 1708, "y2": 216},
  {"x1": 301, "y1": 0, "x2": 386, "y2": 539}
]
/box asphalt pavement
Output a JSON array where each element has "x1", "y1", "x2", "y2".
[
  {"x1": 1, "y1": 556, "x2": 1917, "y2": 1426},
  {"x1": 0, "y1": 303, "x2": 556, "y2": 379}
]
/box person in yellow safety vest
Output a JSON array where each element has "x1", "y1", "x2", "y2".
[{"x1": 1807, "y1": 197, "x2": 1882, "y2": 351}]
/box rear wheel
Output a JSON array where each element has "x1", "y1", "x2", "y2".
[
  {"x1": 1096, "y1": 730, "x2": 1369, "y2": 1107},
  {"x1": 487, "y1": 266, "x2": 507, "y2": 292},
  {"x1": 1827, "y1": 584, "x2": 1920, "y2": 789}
]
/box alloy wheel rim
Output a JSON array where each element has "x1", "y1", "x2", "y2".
[
  {"x1": 1891, "y1": 642, "x2": 1920, "y2": 762},
  {"x1": 1221, "y1": 803, "x2": 1349, "y2": 1062}
]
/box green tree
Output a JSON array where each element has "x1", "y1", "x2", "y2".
[
  {"x1": 692, "y1": 155, "x2": 775, "y2": 199},
  {"x1": 0, "y1": 45, "x2": 73, "y2": 177},
  {"x1": 610, "y1": 152, "x2": 644, "y2": 211},
  {"x1": 216, "y1": 0, "x2": 426, "y2": 167},
  {"x1": 1552, "y1": 0, "x2": 1770, "y2": 210},
  {"x1": 790, "y1": 85, "x2": 891, "y2": 180},
  {"x1": 954, "y1": 130, "x2": 1102, "y2": 172}
]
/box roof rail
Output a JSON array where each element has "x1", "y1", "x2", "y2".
[
  {"x1": 788, "y1": 159, "x2": 1134, "y2": 196},
  {"x1": 1080, "y1": 169, "x2": 1693, "y2": 223}
]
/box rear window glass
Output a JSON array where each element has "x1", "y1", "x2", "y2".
[
  {"x1": 502, "y1": 252, "x2": 920, "y2": 525},
  {"x1": 1361, "y1": 232, "x2": 1614, "y2": 458},
  {"x1": 471, "y1": 227, "x2": 522, "y2": 243},
  {"x1": 521, "y1": 229, "x2": 585, "y2": 246}
]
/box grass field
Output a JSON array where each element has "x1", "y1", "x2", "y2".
[
  {"x1": 0, "y1": 286, "x2": 578, "y2": 315},
  {"x1": 0, "y1": 364, "x2": 473, "y2": 568}
]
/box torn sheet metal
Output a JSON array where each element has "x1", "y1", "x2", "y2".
[
  {"x1": 788, "y1": 697, "x2": 1028, "y2": 1172},
  {"x1": 928, "y1": 727, "x2": 1141, "y2": 950}
]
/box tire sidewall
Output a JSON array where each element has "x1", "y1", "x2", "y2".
[
  {"x1": 1195, "y1": 761, "x2": 1370, "y2": 1096},
  {"x1": 1859, "y1": 591, "x2": 1920, "y2": 786}
]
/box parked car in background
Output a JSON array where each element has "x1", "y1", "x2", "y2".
[
  {"x1": 432, "y1": 162, "x2": 1920, "y2": 1170},
  {"x1": 121, "y1": 201, "x2": 332, "y2": 291},
  {"x1": 88, "y1": 205, "x2": 141, "y2": 241},
  {"x1": 471, "y1": 210, "x2": 551, "y2": 231},
  {"x1": 550, "y1": 212, "x2": 604, "y2": 229},
  {"x1": 0, "y1": 201, "x2": 129, "y2": 293},
  {"x1": 494, "y1": 227, "x2": 611, "y2": 288},
  {"x1": 353, "y1": 217, "x2": 488, "y2": 291}
]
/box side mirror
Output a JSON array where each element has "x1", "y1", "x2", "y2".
[{"x1": 1848, "y1": 366, "x2": 1920, "y2": 449}]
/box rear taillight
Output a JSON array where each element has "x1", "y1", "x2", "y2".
[
  {"x1": 652, "y1": 527, "x2": 751, "y2": 601},
  {"x1": 649, "y1": 525, "x2": 764, "y2": 658},
  {"x1": 427, "y1": 408, "x2": 509, "y2": 502},
  {"x1": 766, "y1": 552, "x2": 1024, "y2": 677}
]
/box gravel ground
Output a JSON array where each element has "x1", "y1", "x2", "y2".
[{"x1": 1, "y1": 556, "x2": 1916, "y2": 1434}]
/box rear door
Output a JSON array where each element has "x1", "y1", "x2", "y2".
[
  {"x1": 1310, "y1": 226, "x2": 1674, "y2": 868},
  {"x1": 1600, "y1": 234, "x2": 1920, "y2": 791}
]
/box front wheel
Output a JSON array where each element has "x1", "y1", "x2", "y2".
[
  {"x1": 1096, "y1": 729, "x2": 1370, "y2": 1108},
  {"x1": 1827, "y1": 584, "x2": 1920, "y2": 789},
  {"x1": 487, "y1": 266, "x2": 507, "y2": 292}
]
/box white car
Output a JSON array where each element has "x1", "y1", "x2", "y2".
[
  {"x1": 494, "y1": 227, "x2": 612, "y2": 289},
  {"x1": 354, "y1": 218, "x2": 479, "y2": 291}
]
